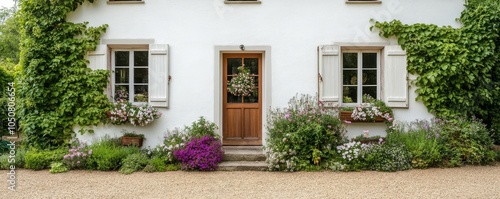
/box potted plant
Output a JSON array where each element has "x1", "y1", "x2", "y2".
[
  {"x1": 351, "y1": 130, "x2": 385, "y2": 144},
  {"x1": 339, "y1": 94, "x2": 393, "y2": 123},
  {"x1": 121, "y1": 130, "x2": 145, "y2": 147}
]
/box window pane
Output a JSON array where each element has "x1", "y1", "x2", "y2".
[
  {"x1": 134, "y1": 51, "x2": 148, "y2": 66},
  {"x1": 227, "y1": 58, "x2": 242, "y2": 75},
  {"x1": 343, "y1": 86, "x2": 357, "y2": 103},
  {"x1": 115, "y1": 51, "x2": 129, "y2": 66},
  {"x1": 362, "y1": 70, "x2": 377, "y2": 85},
  {"x1": 244, "y1": 58, "x2": 259, "y2": 75},
  {"x1": 115, "y1": 85, "x2": 129, "y2": 101},
  {"x1": 134, "y1": 68, "x2": 148, "y2": 83},
  {"x1": 134, "y1": 85, "x2": 148, "y2": 102},
  {"x1": 343, "y1": 53, "x2": 357, "y2": 68},
  {"x1": 362, "y1": 86, "x2": 377, "y2": 101},
  {"x1": 362, "y1": 53, "x2": 377, "y2": 68},
  {"x1": 343, "y1": 70, "x2": 357, "y2": 85},
  {"x1": 115, "y1": 68, "x2": 129, "y2": 83},
  {"x1": 227, "y1": 93, "x2": 241, "y2": 103}
]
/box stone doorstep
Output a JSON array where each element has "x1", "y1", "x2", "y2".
[
  {"x1": 223, "y1": 146, "x2": 266, "y2": 161},
  {"x1": 218, "y1": 161, "x2": 268, "y2": 171}
]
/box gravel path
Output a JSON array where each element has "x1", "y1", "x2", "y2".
[{"x1": 2, "y1": 165, "x2": 500, "y2": 199}]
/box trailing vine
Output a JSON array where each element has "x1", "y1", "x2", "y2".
[
  {"x1": 18, "y1": 0, "x2": 109, "y2": 149},
  {"x1": 371, "y1": 0, "x2": 500, "y2": 143}
]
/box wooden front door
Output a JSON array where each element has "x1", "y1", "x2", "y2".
[{"x1": 223, "y1": 53, "x2": 262, "y2": 146}]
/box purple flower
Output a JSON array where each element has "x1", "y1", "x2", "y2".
[{"x1": 173, "y1": 136, "x2": 224, "y2": 171}]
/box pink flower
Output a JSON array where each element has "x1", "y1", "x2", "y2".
[
  {"x1": 344, "y1": 120, "x2": 352, "y2": 124},
  {"x1": 388, "y1": 118, "x2": 393, "y2": 122},
  {"x1": 285, "y1": 113, "x2": 291, "y2": 119}
]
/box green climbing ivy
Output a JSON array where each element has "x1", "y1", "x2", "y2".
[
  {"x1": 18, "y1": 0, "x2": 109, "y2": 149},
  {"x1": 371, "y1": 0, "x2": 500, "y2": 143}
]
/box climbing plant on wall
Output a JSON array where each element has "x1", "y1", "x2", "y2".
[
  {"x1": 18, "y1": 0, "x2": 109, "y2": 149},
  {"x1": 371, "y1": 0, "x2": 500, "y2": 143}
]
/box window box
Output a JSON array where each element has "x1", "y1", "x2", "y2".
[
  {"x1": 225, "y1": 0, "x2": 261, "y2": 4},
  {"x1": 345, "y1": 0, "x2": 382, "y2": 4},
  {"x1": 339, "y1": 111, "x2": 385, "y2": 123},
  {"x1": 107, "y1": 0, "x2": 144, "y2": 4}
]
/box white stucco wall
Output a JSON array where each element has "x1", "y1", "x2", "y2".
[{"x1": 69, "y1": 0, "x2": 464, "y2": 148}]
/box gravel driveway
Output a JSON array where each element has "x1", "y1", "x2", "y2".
[{"x1": 2, "y1": 165, "x2": 500, "y2": 199}]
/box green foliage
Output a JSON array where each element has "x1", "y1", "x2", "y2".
[
  {"x1": 0, "y1": 3, "x2": 20, "y2": 64},
  {"x1": 119, "y1": 153, "x2": 149, "y2": 174},
  {"x1": 25, "y1": 148, "x2": 66, "y2": 170},
  {"x1": 0, "y1": 66, "x2": 14, "y2": 137},
  {"x1": 49, "y1": 162, "x2": 68, "y2": 174},
  {"x1": 186, "y1": 117, "x2": 219, "y2": 139},
  {"x1": 438, "y1": 117, "x2": 496, "y2": 166},
  {"x1": 17, "y1": 0, "x2": 109, "y2": 149},
  {"x1": 372, "y1": 0, "x2": 500, "y2": 144},
  {"x1": 387, "y1": 120, "x2": 442, "y2": 169},
  {"x1": 145, "y1": 157, "x2": 167, "y2": 172},
  {"x1": 86, "y1": 137, "x2": 139, "y2": 171},
  {"x1": 264, "y1": 94, "x2": 347, "y2": 171},
  {"x1": 0, "y1": 148, "x2": 26, "y2": 169},
  {"x1": 0, "y1": 140, "x2": 10, "y2": 154},
  {"x1": 166, "y1": 163, "x2": 181, "y2": 171},
  {"x1": 0, "y1": 154, "x2": 10, "y2": 169},
  {"x1": 363, "y1": 143, "x2": 413, "y2": 172}
]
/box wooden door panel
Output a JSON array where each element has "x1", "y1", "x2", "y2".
[
  {"x1": 244, "y1": 108, "x2": 260, "y2": 139},
  {"x1": 224, "y1": 109, "x2": 243, "y2": 140},
  {"x1": 222, "y1": 53, "x2": 262, "y2": 146}
]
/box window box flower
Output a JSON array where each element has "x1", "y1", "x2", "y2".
[
  {"x1": 339, "y1": 110, "x2": 385, "y2": 122},
  {"x1": 339, "y1": 95, "x2": 393, "y2": 123}
]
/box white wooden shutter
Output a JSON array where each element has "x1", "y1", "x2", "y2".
[
  {"x1": 87, "y1": 44, "x2": 108, "y2": 70},
  {"x1": 318, "y1": 45, "x2": 341, "y2": 107},
  {"x1": 149, "y1": 44, "x2": 169, "y2": 107},
  {"x1": 383, "y1": 45, "x2": 409, "y2": 108}
]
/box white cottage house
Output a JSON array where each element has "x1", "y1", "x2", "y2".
[{"x1": 70, "y1": 0, "x2": 464, "y2": 148}]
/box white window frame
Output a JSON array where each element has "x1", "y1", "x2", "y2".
[
  {"x1": 111, "y1": 49, "x2": 149, "y2": 104},
  {"x1": 340, "y1": 50, "x2": 381, "y2": 106}
]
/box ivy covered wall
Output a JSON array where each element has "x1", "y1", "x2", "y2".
[
  {"x1": 18, "y1": 0, "x2": 109, "y2": 149},
  {"x1": 372, "y1": 0, "x2": 500, "y2": 143}
]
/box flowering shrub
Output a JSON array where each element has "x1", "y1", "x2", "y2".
[
  {"x1": 264, "y1": 94, "x2": 347, "y2": 171},
  {"x1": 437, "y1": 117, "x2": 496, "y2": 166},
  {"x1": 227, "y1": 66, "x2": 257, "y2": 97},
  {"x1": 328, "y1": 141, "x2": 371, "y2": 171},
  {"x1": 63, "y1": 140, "x2": 92, "y2": 169},
  {"x1": 363, "y1": 143, "x2": 412, "y2": 172},
  {"x1": 387, "y1": 119, "x2": 443, "y2": 168},
  {"x1": 173, "y1": 136, "x2": 224, "y2": 171},
  {"x1": 108, "y1": 101, "x2": 162, "y2": 126},
  {"x1": 155, "y1": 128, "x2": 189, "y2": 163}
]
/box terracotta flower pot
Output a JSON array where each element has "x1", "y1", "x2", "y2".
[{"x1": 121, "y1": 136, "x2": 143, "y2": 147}]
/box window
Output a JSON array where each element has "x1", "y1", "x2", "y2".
[
  {"x1": 112, "y1": 50, "x2": 149, "y2": 103},
  {"x1": 318, "y1": 45, "x2": 409, "y2": 108},
  {"x1": 341, "y1": 51, "x2": 379, "y2": 104},
  {"x1": 87, "y1": 43, "x2": 170, "y2": 107}
]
